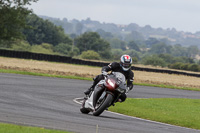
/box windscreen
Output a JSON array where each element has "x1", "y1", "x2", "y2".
[{"x1": 112, "y1": 72, "x2": 126, "y2": 84}]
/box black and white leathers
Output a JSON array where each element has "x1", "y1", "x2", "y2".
[{"x1": 102, "y1": 62, "x2": 134, "y2": 90}]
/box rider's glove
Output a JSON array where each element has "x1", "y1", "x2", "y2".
[{"x1": 102, "y1": 71, "x2": 108, "y2": 77}]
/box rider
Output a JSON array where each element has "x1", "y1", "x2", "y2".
[{"x1": 84, "y1": 54, "x2": 134, "y2": 102}]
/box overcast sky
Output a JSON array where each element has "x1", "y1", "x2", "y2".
[{"x1": 29, "y1": 0, "x2": 200, "y2": 33}]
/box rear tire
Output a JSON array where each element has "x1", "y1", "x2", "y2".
[
  {"x1": 93, "y1": 93, "x2": 113, "y2": 116},
  {"x1": 80, "y1": 99, "x2": 90, "y2": 114},
  {"x1": 80, "y1": 107, "x2": 90, "y2": 114}
]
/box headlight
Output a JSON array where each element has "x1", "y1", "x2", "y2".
[{"x1": 107, "y1": 79, "x2": 115, "y2": 88}]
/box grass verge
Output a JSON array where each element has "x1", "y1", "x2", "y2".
[
  {"x1": 0, "y1": 123, "x2": 71, "y2": 133},
  {"x1": 0, "y1": 69, "x2": 92, "y2": 81},
  {"x1": 109, "y1": 98, "x2": 200, "y2": 130},
  {"x1": 0, "y1": 69, "x2": 199, "y2": 91},
  {"x1": 134, "y1": 83, "x2": 200, "y2": 91}
]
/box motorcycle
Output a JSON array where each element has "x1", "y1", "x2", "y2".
[{"x1": 80, "y1": 72, "x2": 127, "y2": 116}]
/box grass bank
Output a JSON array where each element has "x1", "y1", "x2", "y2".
[
  {"x1": 0, "y1": 123, "x2": 71, "y2": 133},
  {"x1": 0, "y1": 69, "x2": 92, "y2": 81},
  {"x1": 1, "y1": 56, "x2": 200, "y2": 90},
  {"x1": 0, "y1": 69, "x2": 200, "y2": 91},
  {"x1": 109, "y1": 98, "x2": 200, "y2": 130}
]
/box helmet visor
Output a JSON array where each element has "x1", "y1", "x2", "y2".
[{"x1": 122, "y1": 63, "x2": 131, "y2": 69}]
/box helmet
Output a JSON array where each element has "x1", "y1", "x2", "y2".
[{"x1": 120, "y1": 55, "x2": 132, "y2": 71}]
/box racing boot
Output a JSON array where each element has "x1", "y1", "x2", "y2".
[
  {"x1": 84, "y1": 75, "x2": 101, "y2": 95},
  {"x1": 84, "y1": 87, "x2": 94, "y2": 95}
]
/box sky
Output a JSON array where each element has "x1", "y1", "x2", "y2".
[{"x1": 29, "y1": 0, "x2": 200, "y2": 33}]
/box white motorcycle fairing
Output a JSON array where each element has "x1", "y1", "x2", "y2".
[
  {"x1": 84, "y1": 91, "x2": 95, "y2": 111},
  {"x1": 83, "y1": 80, "x2": 106, "y2": 112}
]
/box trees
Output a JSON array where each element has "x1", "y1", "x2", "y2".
[
  {"x1": 0, "y1": 0, "x2": 38, "y2": 41},
  {"x1": 81, "y1": 50, "x2": 101, "y2": 60},
  {"x1": 169, "y1": 63, "x2": 200, "y2": 72},
  {"x1": 142, "y1": 55, "x2": 167, "y2": 67},
  {"x1": 96, "y1": 29, "x2": 113, "y2": 40},
  {"x1": 75, "y1": 32, "x2": 111, "y2": 58},
  {"x1": 11, "y1": 40, "x2": 31, "y2": 51},
  {"x1": 171, "y1": 44, "x2": 188, "y2": 57},
  {"x1": 125, "y1": 49, "x2": 141, "y2": 61},
  {"x1": 187, "y1": 45, "x2": 199, "y2": 58},
  {"x1": 158, "y1": 54, "x2": 174, "y2": 64},
  {"x1": 149, "y1": 42, "x2": 172, "y2": 54},
  {"x1": 31, "y1": 43, "x2": 55, "y2": 54},
  {"x1": 128, "y1": 41, "x2": 140, "y2": 51},
  {"x1": 145, "y1": 38, "x2": 160, "y2": 48},
  {"x1": 23, "y1": 14, "x2": 72, "y2": 46},
  {"x1": 109, "y1": 38, "x2": 126, "y2": 50},
  {"x1": 124, "y1": 31, "x2": 144, "y2": 42},
  {"x1": 54, "y1": 43, "x2": 79, "y2": 56},
  {"x1": 75, "y1": 22, "x2": 83, "y2": 35}
]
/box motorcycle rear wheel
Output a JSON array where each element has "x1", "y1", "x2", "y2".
[
  {"x1": 80, "y1": 98, "x2": 90, "y2": 114},
  {"x1": 93, "y1": 93, "x2": 113, "y2": 116}
]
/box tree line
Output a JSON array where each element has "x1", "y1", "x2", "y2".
[
  {"x1": 42, "y1": 16, "x2": 200, "y2": 49},
  {"x1": 0, "y1": 0, "x2": 200, "y2": 72}
]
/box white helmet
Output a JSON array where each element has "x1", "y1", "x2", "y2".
[{"x1": 120, "y1": 55, "x2": 132, "y2": 71}]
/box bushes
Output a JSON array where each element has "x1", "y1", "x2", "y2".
[
  {"x1": 140, "y1": 54, "x2": 200, "y2": 72},
  {"x1": 189, "y1": 64, "x2": 200, "y2": 72},
  {"x1": 142, "y1": 55, "x2": 167, "y2": 67},
  {"x1": 169, "y1": 62, "x2": 200, "y2": 72},
  {"x1": 80, "y1": 50, "x2": 101, "y2": 60},
  {"x1": 31, "y1": 43, "x2": 54, "y2": 54}
]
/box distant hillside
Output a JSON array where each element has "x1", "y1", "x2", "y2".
[{"x1": 40, "y1": 16, "x2": 200, "y2": 48}]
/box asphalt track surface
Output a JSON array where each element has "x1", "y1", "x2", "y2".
[{"x1": 0, "y1": 73, "x2": 200, "y2": 133}]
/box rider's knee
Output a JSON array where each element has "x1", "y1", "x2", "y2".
[{"x1": 119, "y1": 93, "x2": 127, "y2": 102}]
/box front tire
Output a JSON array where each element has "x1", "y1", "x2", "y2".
[{"x1": 93, "y1": 93, "x2": 114, "y2": 116}]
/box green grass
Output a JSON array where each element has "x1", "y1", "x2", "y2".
[
  {"x1": 0, "y1": 69, "x2": 199, "y2": 91},
  {"x1": 0, "y1": 69, "x2": 92, "y2": 81},
  {"x1": 109, "y1": 98, "x2": 200, "y2": 130},
  {"x1": 0, "y1": 123, "x2": 72, "y2": 133},
  {"x1": 134, "y1": 83, "x2": 200, "y2": 91}
]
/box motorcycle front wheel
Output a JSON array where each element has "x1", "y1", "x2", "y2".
[{"x1": 93, "y1": 93, "x2": 114, "y2": 116}]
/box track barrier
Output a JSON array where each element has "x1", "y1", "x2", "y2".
[{"x1": 0, "y1": 49, "x2": 199, "y2": 78}]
